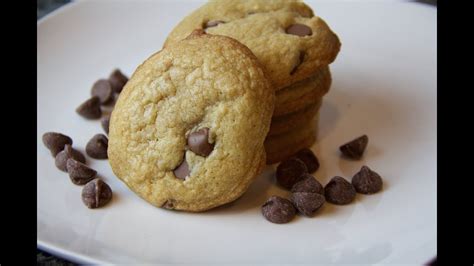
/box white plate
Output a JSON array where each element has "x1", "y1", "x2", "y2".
[{"x1": 37, "y1": 0, "x2": 437, "y2": 264}]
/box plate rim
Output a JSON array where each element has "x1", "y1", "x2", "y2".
[
  {"x1": 38, "y1": 239, "x2": 108, "y2": 265},
  {"x1": 37, "y1": 0, "x2": 79, "y2": 26}
]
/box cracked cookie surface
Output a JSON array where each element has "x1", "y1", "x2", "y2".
[
  {"x1": 108, "y1": 30, "x2": 274, "y2": 212},
  {"x1": 164, "y1": 0, "x2": 341, "y2": 90}
]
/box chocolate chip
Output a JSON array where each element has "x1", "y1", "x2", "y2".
[
  {"x1": 276, "y1": 157, "x2": 308, "y2": 189},
  {"x1": 294, "y1": 148, "x2": 319, "y2": 173},
  {"x1": 173, "y1": 158, "x2": 190, "y2": 180},
  {"x1": 204, "y1": 20, "x2": 225, "y2": 29},
  {"x1": 352, "y1": 166, "x2": 383, "y2": 194},
  {"x1": 76, "y1": 96, "x2": 102, "y2": 119},
  {"x1": 81, "y1": 178, "x2": 112, "y2": 209},
  {"x1": 339, "y1": 135, "x2": 368, "y2": 160},
  {"x1": 101, "y1": 115, "x2": 110, "y2": 135},
  {"x1": 291, "y1": 174, "x2": 324, "y2": 194},
  {"x1": 261, "y1": 196, "x2": 296, "y2": 224},
  {"x1": 286, "y1": 23, "x2": 312, "y2": 36},
  {"x1": 55, "y1": 144, "x2": 86, "y2": 172},
  {"x1": 161, "y1": 199, "x2": 176, "y2": 210},
  {"x1": 109, "y1": 69, "x2": 128, "y2": 93},
  {"x1": 290, "y1": 51, "x2": 305, "y2": 75},
  {"x1": 324, "y1": 176, "x2": 356, "y2": 205},
  {"x1": 291, "y1": 192, "x2": 325, "y2": 217},
  {"x1": 42, "y1": 132, "x2": 72, "y2": 157},
  {"x1": 187, "y1": 128, "x2": 214, "y2": 157},
  {"x1": 66, "y1": 159, "x2": 97, "y2": 185},
  {"x1": 86, "y1": 134, "x2": 108, "y2": 159},
  {"x1": 91, "y1": 79, "x2": 113, "y2": 104}
]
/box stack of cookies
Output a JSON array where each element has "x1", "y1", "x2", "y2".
[
  {"x1": 108, "y1": 0, "x2": 340, "y2": 212},
  {"x1": 164, "y1": 0, "x2": 340, "y2": 164},
  {"x1": 265, "y1": 66, "x2": 332, "y2": 163}
]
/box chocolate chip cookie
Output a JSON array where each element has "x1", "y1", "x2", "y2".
[
  {"x1": 274, "y1": 66, "x2": 331, "y2": 116},
  {"x1": 269, "y1": 100, "x2": 321, "y2": 136},
  {"x1": 164, "y1": 0, "x2": 341, "y2": 90},
  {"x1": 108, "y1": 30, "x2": 274, "y2": 212},
  {"x1": 265, "y1": 117, "x2": 318, "y2": 164}
]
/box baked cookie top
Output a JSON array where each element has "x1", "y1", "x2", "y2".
[
  {"x1": 108, "y1": 30, "x2": 274, "y2": 212},
  {"x1": 164, "y1": 0, "x2": 341, "y2": 90}
]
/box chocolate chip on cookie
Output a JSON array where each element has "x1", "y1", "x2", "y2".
[
  {"x1": 286, "y1": 24, "x2": 312, "y2": 36},
  {"x1": 86, "y1": 134, "x2": 108, "y2": 159},
  {"x1": 91, "y1": 79, "x2": 113, "y2": 104},
  {"x1": 109, "y1": 69, "x2": 128, "y2": 93},
  {"x1": 352, "y1": 166, "x2": 383, "y2": 194},
  {"x1": 290, "y1": 51, "x2": 305, "y2": 75},
  {"x1": 187, "y1": 128, "x2": 214, "y2": 157},
  {"x1": 291, "y1": 192, "x2": 325, "y2": 217},
  {"x1": 291, "y1": 174, "x2": 324, "y2": 194},
  {"x1": 101, "y1": 115, "x2": 110, "y2": 135},
  {"x1": 261, "y1": 196, "x2": 296, "y2": 224},
  {"x1": 339, "y1": 135, "x2": 368, "y2": 160},
  {"x1": 173, "y1": 158, "x2": 190, "y2": 180},
  {"x1": 55, "y1": 144, "x2": 86, "y2": 172},
  {"x1": 161, "y1": 199, "x2": 176, "y2": 210},
  {"x1": 324, "y1": 176, "x2": 356, "y2": 205},
  {"x1": 42, "y1": 132, "x2": 73, "y2": 157},
  {"x1": 276, "y1": 157, "x2": 308, "y2": 189},
  {"x1": 66, "y1": 159, "x2": 97, "y2": 185},
  {"x1": 76, "y1": 96, "x2": 102, "y2": 119},
  {"x1": 82, "y1": 178, "x2": 112, "y2": 209},
  {"x1": 294, "y1": 148, "x2": 319, "y2": 173},
  {"x1": 204, "y1": 20, "x2": 225, "y2": 29}
]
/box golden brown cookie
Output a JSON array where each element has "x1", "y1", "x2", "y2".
[
  {"x1": 265, "y1": 115, "x2": 318, "y2": 164},
  {"x1": 268, "y1": 99, "x2": 321, "y2": 136},
  {"x1": 164, "y1": 0, "x2": 341, "y2": 90},
  {"x1": 274, "y1": 66, "x2": 331, "y2": 116},
  {"x1": 108, "y1": 30, "x2": 274, "y2": 212}
]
